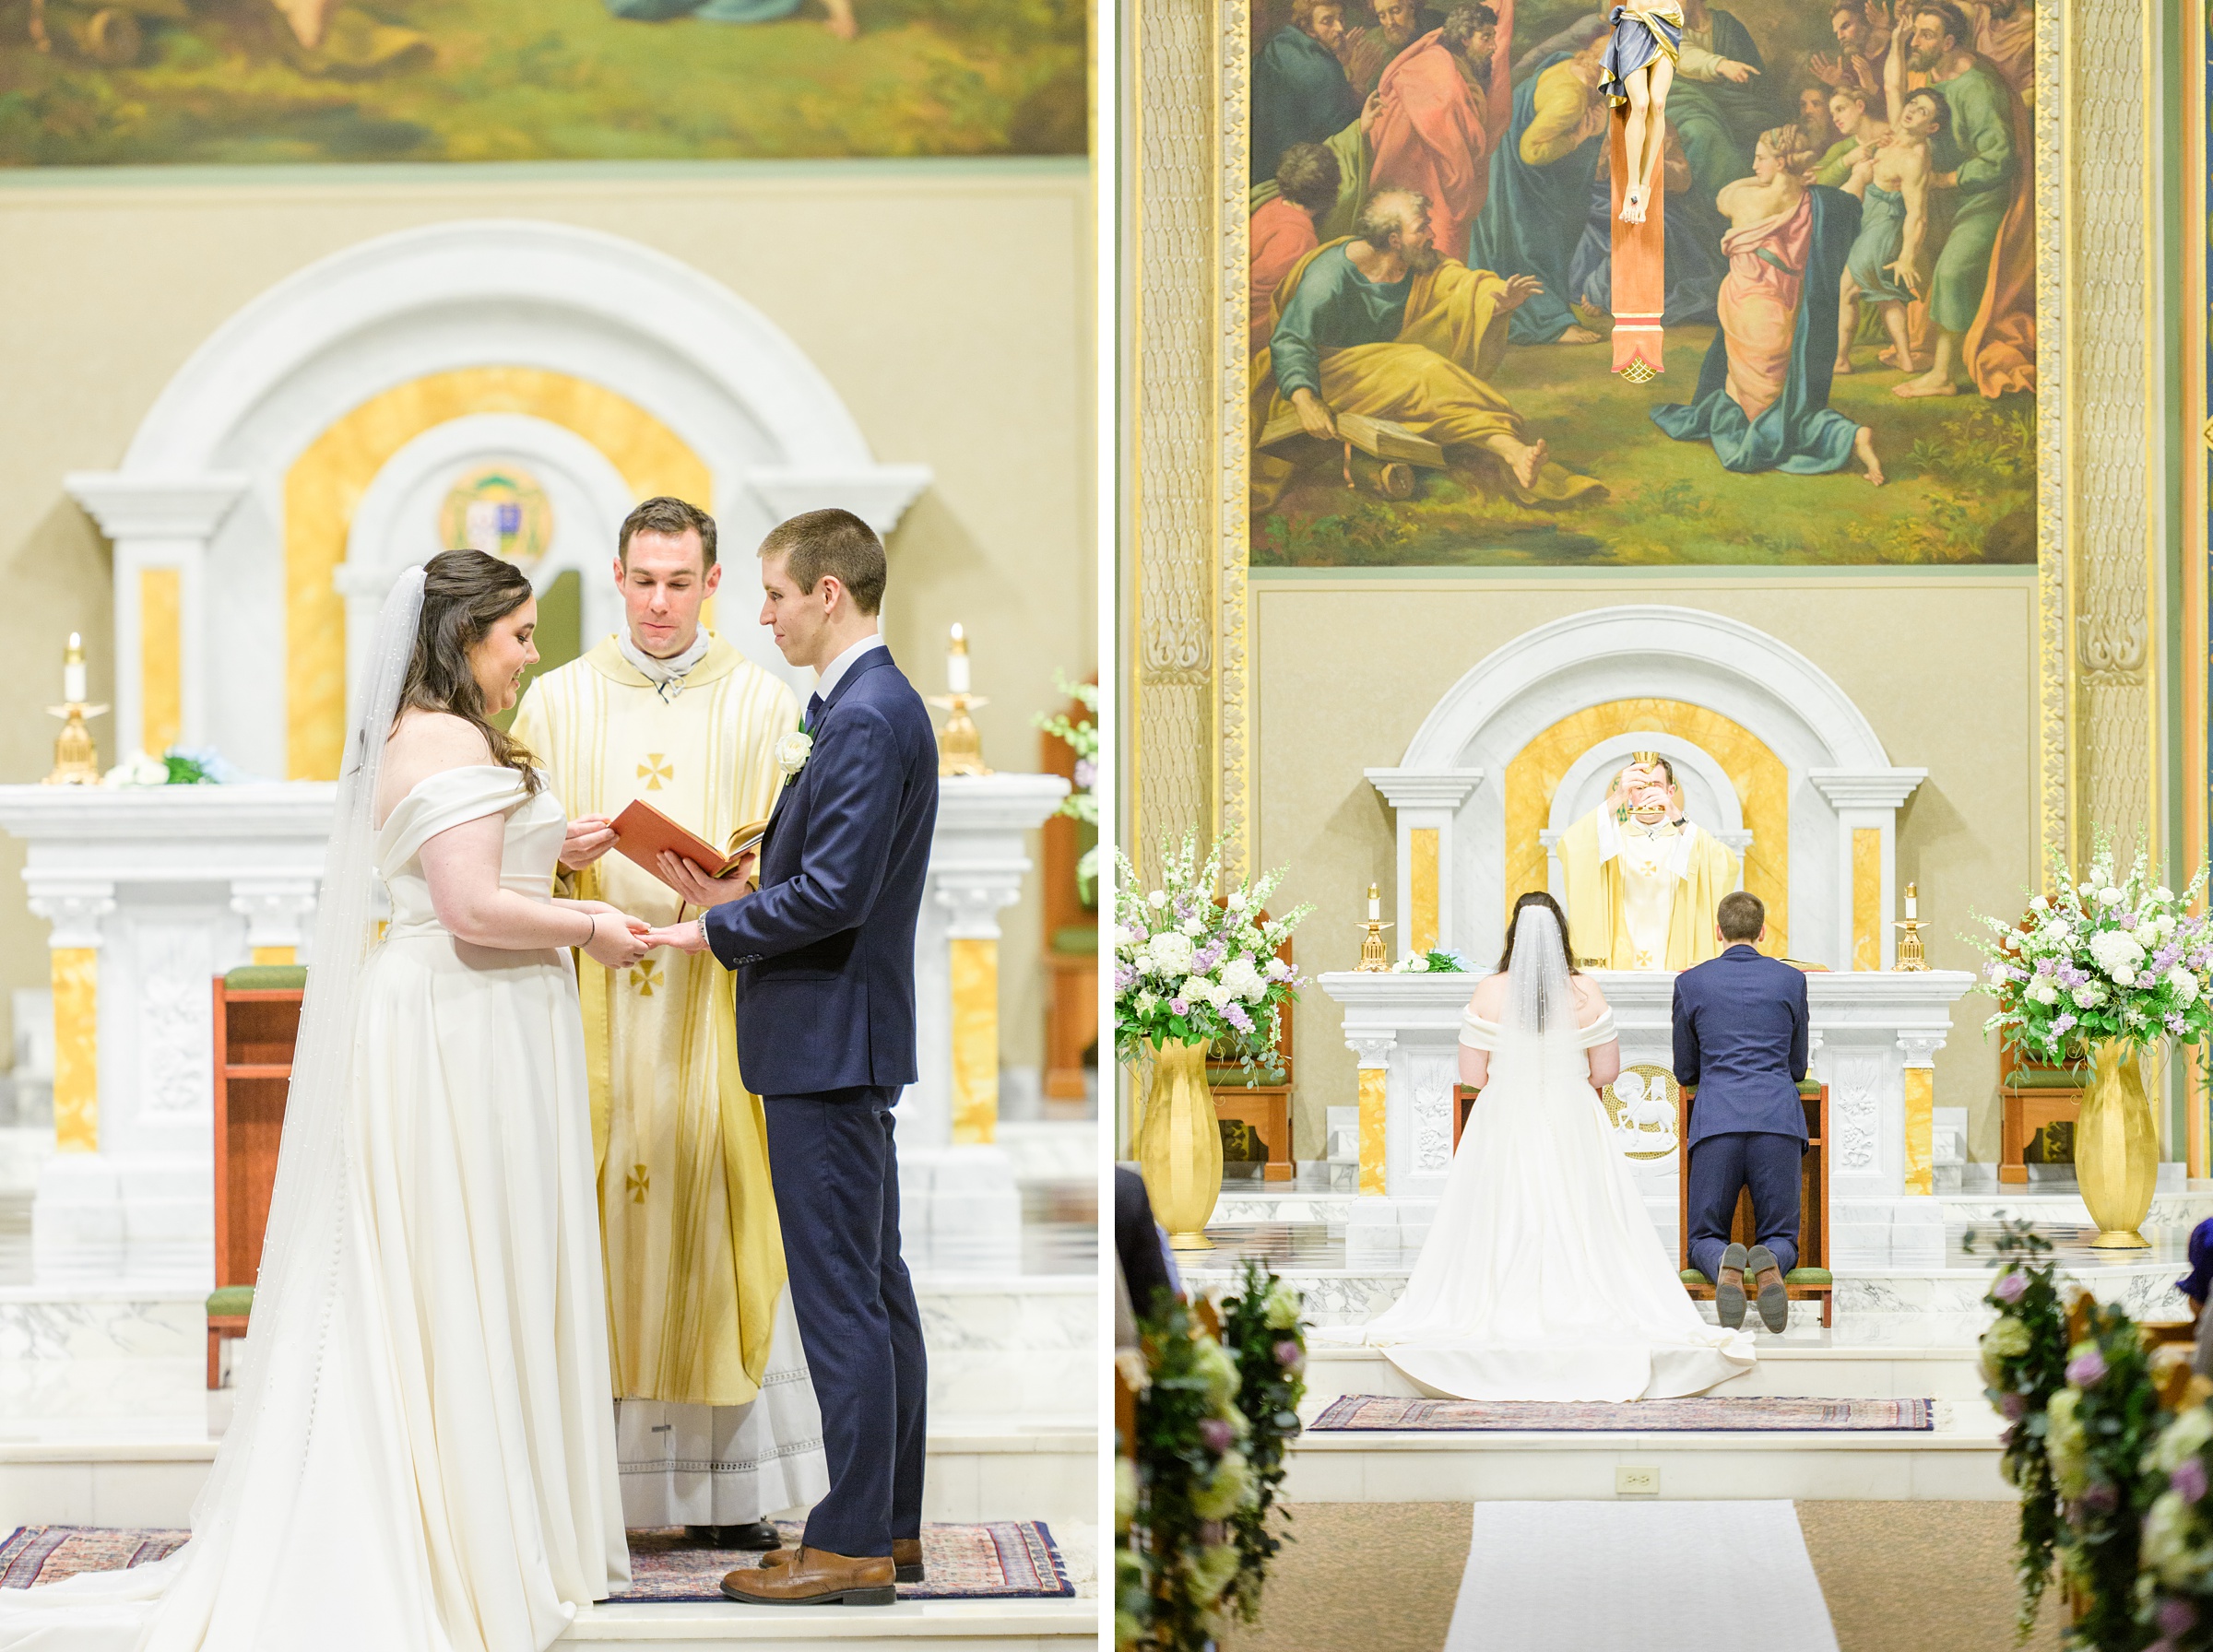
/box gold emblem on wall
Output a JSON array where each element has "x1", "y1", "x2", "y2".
[
  {"x1": 438, "y1": 464, "x2": 553, "y2": 570},
  {"x1": 1601, "y1": 1064, "x2": 1682, "y2": 1162}
]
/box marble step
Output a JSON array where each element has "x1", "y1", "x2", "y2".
[
  {"x1": 0, "y1": 1422, "x2": 1095, "y2": 1531},
  {"x1": 1302, "y1": 1342, "x2": 1994, "y2": 1404},
  {"x1": 1283, "y1": 1409, "x2": 2006, "y2": 1503},
  {"x1": 558, "y1": 1597, "x2": 1098, "y2": 1647}
]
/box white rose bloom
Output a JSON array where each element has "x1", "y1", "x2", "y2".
[
  {"x1": 2170, "y1": 968, "x2": 2201, "y2": 1004},
  {"x1": 2156, "y1": 886, "x2": 2175, "y2": 903},
  {"x1": 2033, "y1": 981, "x2": 2061, "y2": 1006},
  {"x1": 2030, "y1": 896, "x2": 2049, "y2": 912},
  {"x1": 1148, "y1": 891, "x2": 1168, "y2": 909},
  {"x1": 1180, "y1": 917, "x2": 1207, "y2": 938},
  {"x1": 1148, "y1": 930, "x2": 1195, "y2": 974},
  {"x1": 2079, "y1": 882, "x2": 2096, "y2": 899},
  {"x1": 1135, "y1": 991, "x2": 1158, "y2": 1015},
  {"x1": 1226, "y1": 892, "x2": 1248, "y2": 914},
  {"x1": 2089, "y1": 928, "x2": 2146, "y2": 977},
  {"x1": 1265, "y1": 957, "x2": 1292, "y2": 981},
  {"x1": 1410, "y1": 955, "x2": 1431, "y2": 972},
  {"x1": 2098, "y1": 886, "x2": 2128, "y2": 907},
  {"x1": 2112, "y1": 967, "x2": 2136, "y2": 988}
]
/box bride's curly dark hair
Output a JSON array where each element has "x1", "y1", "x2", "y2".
[
  {"x1": 1497, "y1": 890, "x2": 1579, "y2": 975},
  {"x1": 398, "y1": 549, "x2": 542, "y2": 794}
]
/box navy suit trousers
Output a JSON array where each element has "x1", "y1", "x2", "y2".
[
  {"x1": 763, "y1": 1087, "x2": 928, "y2": 1558},
  {"x1": 1686, "y1": 1130, "x2": 1804, "y2": 1282}
]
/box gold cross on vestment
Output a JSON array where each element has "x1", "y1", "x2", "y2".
[
  {"x1": 639, "y1": 754, "x2": 673, "y2": 791},
  {"x1": 630, "y1": 958, "x2": 663, "y2": 997},
  {"x1": 626, "y1": 1163, "x2": 650, "y2": 1203}
]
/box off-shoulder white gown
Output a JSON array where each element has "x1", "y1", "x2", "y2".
[
  {"x1": 1323, "y1": 1006, "x2": 1755, "y2": 1401},
  {"x1": 0, "y1": 765, "x2": 628, "y2": 1651}
]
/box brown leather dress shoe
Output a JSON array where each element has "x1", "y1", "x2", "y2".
[
  {"x1": 758, "y1": 1539, "x2": 922, "y2": 1584},
  {"x1": 721, "y1": 1546, "x2": 896, "y2": 1607}
]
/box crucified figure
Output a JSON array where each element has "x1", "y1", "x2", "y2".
[{"x1": 1601, "y1": 3, "x2": 1684, "y2": 223}]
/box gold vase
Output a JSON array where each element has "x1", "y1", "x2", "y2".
[
  {"x1": 1137, "y1": 1038, "x2": 1222, "y2": 1251},
  {"x1": 2077, "y1": 1039, "x2": 2157, "y2": 1250}
]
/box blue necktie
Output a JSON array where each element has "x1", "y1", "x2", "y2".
[{"x1": 806, "y1": 692, "x2": 824, "y2": 728}]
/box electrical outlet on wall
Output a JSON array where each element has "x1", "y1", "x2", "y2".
[{"x1": 1615, "y1": 1465, "x2": 1660, "y2": 1496}]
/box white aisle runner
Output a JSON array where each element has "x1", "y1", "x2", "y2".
[{"x1": 1443, "y1": 1501, "x2": 1840, "y2": 1652}]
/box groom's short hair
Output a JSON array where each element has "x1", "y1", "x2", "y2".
[
  {"x1": 1717, "y1": 891, "x2": 1766, "y2": 941},
  {"x1": 620, "y1": 496, "x2": 718, "y2": 568},
  {"x1": 760, "y1": 508, "x2": 887, "y2": 616}
]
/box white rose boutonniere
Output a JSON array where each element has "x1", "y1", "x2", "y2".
[{"x1": 775, "y1": 728, "x2": 814, "y2": 783}]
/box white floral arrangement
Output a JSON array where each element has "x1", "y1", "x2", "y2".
[
  {"x1": 775, "y1": 727, "x2": 813, "y2": 781},
  {"x1": 1390, "y1": 947, "x2": 1469, "y2": 975},
  {"x1": 1113, "y1": 834, "x2": 1312, "y2": 1070},
  {"x1": 1970, "y1": 837, "x2": 2213, "y2": 1065}
]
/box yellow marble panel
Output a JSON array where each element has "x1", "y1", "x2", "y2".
[
  {"x1": 1852, "y1": 828, "x2": 1882, "y2": 973},
  {"x1": 1410, "y1": 828, "x2": 1440, "y2": 955},
  {"x1": 1358, "y1": 1065, "x2": 1386, "y2": 1196},
  {"x1": 51, "y1": 948, "x2": 97, "y2": 1154},
  {"x1": 951, "y1": 937, "x2": 999, "y2": 1145},
  {"x1": 285, "y1": 367, "x2": 712, "y2": 780},
  {"x1": 251, "y1": 947, "x2": 297, "y2": 967},
  {"x1": 1502, "y1": 698, "x2": 1790, "y2": 953},
  {"x1": 139, "y1": 566, "x2": 182, "y2": 757},
  {"x1": 1902, "y1": 1065, "x2": 1935, "y2": 1196}
]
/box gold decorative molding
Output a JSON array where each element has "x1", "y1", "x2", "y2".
[
  {"x1": 1501, "y1": 699, "x2": 1789, "y2": 955},
  {"x1": 950, "y1": 937, "x2": 1000, "y2": 1145},
  {"x1": 1851, "y1": 827, "x2": 1882, "y2": 974},
  {"x1": 1408, "y1": 827, "x2": 1440, "y2": 954},
  {"x1": 138, "y1": 566, "x2": 182, "y2": 759},
  {"x1": 50, "y1": 948, "x2": 97, "y2": 1154},
  {"x1": 284, "y1": 367, "x2": 709, "y2": 781}
]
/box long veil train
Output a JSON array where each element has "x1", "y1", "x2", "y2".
[{"x1": 0, "y1": 568, "x2": 430, "y2": 1650}]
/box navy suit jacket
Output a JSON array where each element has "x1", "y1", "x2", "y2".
[
  {"x1": 1671, "y1": 945, "x2": 1810, "y2": 1146},
  {"x1": 704, "y1": 647, "x2": 939, "y2": 1096}
]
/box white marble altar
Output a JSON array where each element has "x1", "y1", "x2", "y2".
[{"x1": 1320, "y1": 967, "x2": 1974, "y2": 1268}]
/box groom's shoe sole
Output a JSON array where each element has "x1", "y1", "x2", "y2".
[
  {"x1": 1747, "y1": 1245, "x2": 1790, "y2": 1333},
  {"x1": 1714, "y1": 1243, "x2": 1749, "y2": 1330},
  {"x1": 718, "y1": 1580, "x2": 898, "y2": 1607}
]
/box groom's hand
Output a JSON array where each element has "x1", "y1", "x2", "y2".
[
  {"x1": 657, "y1": 849, "x2": 756, "y2": 908},
  {"x1": 561, "y1": 815, "x2": 618, "y2": 870}
]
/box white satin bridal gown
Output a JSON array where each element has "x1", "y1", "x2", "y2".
[
  {"x1": 1324, "y1": 981, "x2": 1755, "y2": 1402},
  {"x1": 0, "y1": 764, "x2": 628, "y2": 1652}
]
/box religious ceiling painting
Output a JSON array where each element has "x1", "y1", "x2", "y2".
[
  {"x1": 1244, "y1": 0, "x2": 2036, "y2": 566},
  {"x1": 0, "y1": 0, "x2": 1084, "y2": 163}
]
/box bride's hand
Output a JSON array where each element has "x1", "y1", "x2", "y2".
[{"x1": 583, "y1": 912, "x2": 651, "y2": 970}]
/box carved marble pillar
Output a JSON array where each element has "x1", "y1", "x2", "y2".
[
  {"x1": 229, "y1": 879, "x2": 317, "y2": 966},
  {"x1": 1346, "y1": 1033, "x2": 1394, "y2": 1198},
  {"x1": 1897, "y1": 1032, "x2": 1947, "y2": 1198},
  {"x1": 1364, "y1": 768, "x2": 1484, "y2": 959}
]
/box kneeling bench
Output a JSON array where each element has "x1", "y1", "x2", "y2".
[
  {"x1": 208, "y1": 963, "x2": 306, "y2": 1388},
  {"x1": 1678, "y1": 1267, "x2": 1834, "y2": 1328}
]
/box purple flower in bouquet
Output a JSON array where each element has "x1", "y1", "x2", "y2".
[
  {"x1": 1274, "y1": 1339, "x2": 1304, "y2": 1372},
  {"x1": 2153, "y1": 944, "x2": 2182, "y2": 973},
  {"x1": 1994, "y1": 1271, "x2": 2029, "y2": 1304},
  {"x1": 2160, "y1": 1596, "x2": 2200, "y2": 1636},
  {"x1": 1116, "y1": 965, "x2": 1139, "y2": 992},
  {"x1": 1198, "y1": 1417, "x2": 1237, "y2": 1455},
  {"x1": 1168, "y1": 997, "x2": 1190, "y2": 1018},
  {"x1": 1222, "y1": 1002, "x2": 1255, "y2": 1036},
  {"x1": 2119, "y1": 912, "x2": 2139, "y2": 931},
  {"x1": 2169, "y1": 1012, "x2": 2190, "y2": 1036},
  {"x1": 2173, "y1": 1457, "x2": 2210, "y2": 1504},
  {"x1": 2000, "y1": 1391, "x2": 2028, "y2": 1421},
  {"x1": 2052, "y1": 1012, "x2": 2078, "y2": 1038},
  {"x1": 1191, "y1": 941, "x2": 1225, "y2": 974},
  {"x1": 2080, "y1": 1479, "x2": 2120, "y2": 1516},
  {"x1": 2066, "y1": 1348, "x2": 2109, "y2": 1388},
  {"x1": 1073, "y1": 757, "x2": 1096, "y2": 791}
]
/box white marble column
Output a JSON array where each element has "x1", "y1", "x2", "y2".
[
  {"x1": 65, "y1": 475, "x2": 249, "y2": 761},
  {"x1": 1364, "y1": 768, "x2": 1483, "y2": 959},
  {"x1": 1806, "y1": 768, "x2": 1927, "y2": 971}
]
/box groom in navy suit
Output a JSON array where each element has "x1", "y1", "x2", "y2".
[
  {"x1": 1672, "y1": 890, "x2": 1809, "y2": 1336},
  {"x1": 654, "y1": 507, "x2": 936, "y2": 1607}
]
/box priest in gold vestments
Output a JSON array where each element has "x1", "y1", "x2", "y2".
[
  {"x1": 513, "y1": 497, "x2": 829, "y2": 1546},
  {"x1": 1556, "y1": 754, "x2": 1739, "y2": 972}
]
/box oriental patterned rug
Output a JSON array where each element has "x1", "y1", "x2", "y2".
[
  {"x1": 0, "y1": 1521, "x2": 1072, "y2": 1601},
  {"x1": 1309, "y1": 1396, "x2": 1933, "y2": 1432}
]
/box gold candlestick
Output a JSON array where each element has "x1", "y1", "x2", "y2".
[
  {"x1": 928, "y1": 623, "x2": 991, "y2": 776},
  {"x1": 1893, "y1": 880, "x2": 1929, "y2": 972},
  {"x1": 1355, "y1": 881, "x2": 1393, "y2": 972},
  {"x1": 43, "y1": 702, "x2": 107, "y2": 785}
]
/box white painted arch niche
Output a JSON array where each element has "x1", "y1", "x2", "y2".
[
  {"x1": 1365, "y1": 606, "x2": 1927, "y2": 971},
  {"x1": 65, "y1": 218, "x2": 930, "y2": 776}
]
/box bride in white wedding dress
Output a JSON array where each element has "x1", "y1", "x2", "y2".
[
  {"x1": 0, "y1": 550, "x2": 643, "y2": 1651},
  {"x1": 1324, "y1": 892, "x2": 1754, "y2": 1402}
]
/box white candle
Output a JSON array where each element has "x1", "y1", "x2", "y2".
[
  {"x1": 1367, "y1": 884, "x2": 1380, "y2": 922},
  {"x1": 947, "y1": 623, "x2": 971, "y2": 695},
  {"x1": 1905, "y1": 884, "x2": 1918, "y2": 921},
  {"x1": 64, "y1": 634, "x2": 85, "y2": 705}
]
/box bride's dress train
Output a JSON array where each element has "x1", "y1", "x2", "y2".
[
  {"x1": 1322, "y1": 922, "x2": 1754, "y2": 1402},
  {"x1": 0, "y1": 572, "x2": 626, "y2": 1651}
]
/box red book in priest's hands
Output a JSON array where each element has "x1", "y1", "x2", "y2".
[{"x1": 609, "y1": 799, "x2": 767, "y2": 892}]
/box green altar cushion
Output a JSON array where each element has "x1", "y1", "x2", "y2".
[
  {"x1": 1052, "y1": 924, "x2": 1099, "y2": 957},
  {"x1": 1796, "y1": 1080, "x2": 1822, "y2": 1098},
  {"x1": 223, "y1": 964, "x2": 306, "y2": 992},
  {"x1": 2006, "y1": 1068, "x2": 2086, "y2": 1090},
  {"x1": 206, "y1": 1285, "x2": 255, "y2": 1318},
  {"x1": 1679, "y1": 1268, "x2": 1834, "y2": 1287}
]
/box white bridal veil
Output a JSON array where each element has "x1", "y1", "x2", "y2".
[{"x1": 0, "y1": 568, "x2": 428, "y2": 1651}]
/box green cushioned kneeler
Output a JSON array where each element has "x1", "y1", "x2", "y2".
[
  {"x1": 2005, "y1": 1068, "x2": 2087, "y2": 1090},
  {"x1": 1679, "y1": 1268, "x2": 1833, "y2": 1286},
  {"x1": 223, "y1": 964, "x2": 306, "y2": 992},
  {"x1": 206, "y1": 1285, "x2": 255, "y2": 1317},
  {"x1": 1051, "y1": 924, "x2": 1099, "y2": 957}
]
